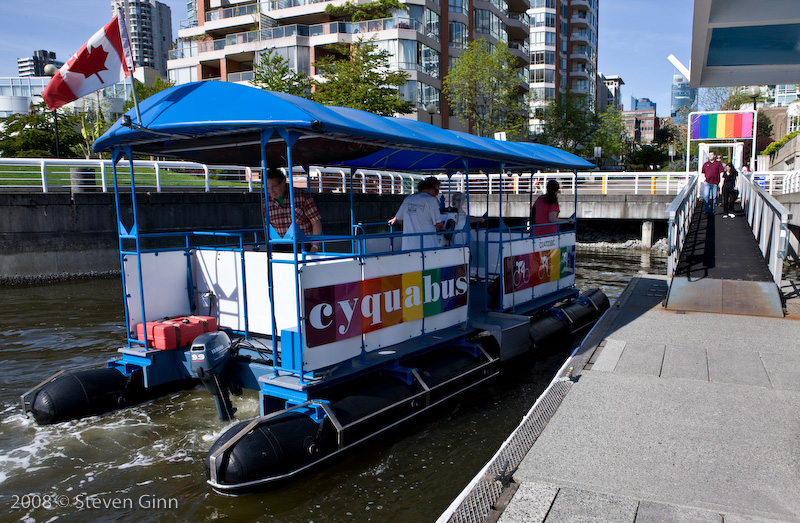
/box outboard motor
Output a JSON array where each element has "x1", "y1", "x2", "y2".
[{"x1": 190, "y1": 331, "x2": 237, "y2": 422}]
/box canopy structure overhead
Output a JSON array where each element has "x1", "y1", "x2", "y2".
[
  {"x1": 93, "y1": 81, "x2": 593, "y2": 171},
  {"x1": 690, "y1": 0, "x2": 800, "y2": 87}
]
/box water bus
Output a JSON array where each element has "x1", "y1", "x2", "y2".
[{"x1": 20, "y1": 82, "x2": 607, "y2": 493}]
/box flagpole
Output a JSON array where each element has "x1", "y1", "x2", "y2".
[{"x1": 118, "y1": 1, "x2": 142, "y2": 125}]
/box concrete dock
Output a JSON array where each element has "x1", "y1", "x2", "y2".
[
  {"x1": 498, "y1": 273, "x2": 800, "y2": 522},
  {"x1": 441, "y1": 273, "x2": 800, "y2": 523}
]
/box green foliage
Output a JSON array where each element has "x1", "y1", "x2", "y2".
[
  {"x1": 756, "y1": 109, "x2": 773, "y2": 138},
  {"x1": 623, "y1": 142, "x2": 668, "y2": 171},
  {"x1": 589, "y1": 107, "x2": 625, "y2": 159},
  {"x1": 312, "y1": 37, "x2": 413, "y2": 116},
  {"x1": 253, "y1": 48, "x2": 312, "y2": 97},
  {"x1": 123, "y1": 77, "x2": 175, "y2": 112},
  {"x1": 443, "y1": 39, "x2": 528, "y2": 139},
  {"x1": 537, "y1": 90, "x2": 598, "y2": 154},
  {"x1": 324, "y1": 0, "x2": 406, "y2": 22},
  {"x1": 0, "y1": 102, "x2": 81, "y2": 158},
  {"x1": 761, "y1": 130, "x2": 799, "y2": 156}
]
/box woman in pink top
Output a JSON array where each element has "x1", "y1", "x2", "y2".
[{"x1": 531, "y1": 180, "x2": 562, "y2": 236}]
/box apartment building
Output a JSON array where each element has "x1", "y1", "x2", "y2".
[
  {"x1": 597, "y1": 72, "x2": 622, "y2": 112},
  {"x1": 528, "y1": 0, "x2": 598, "y2": 133},
  {"x1": 112, "y1": 0, "x2": 173, "y2": 77},
  {"x1": 166, "y1": 0, "x2": 530, "y2": 129},
  {"x1": 17, "y1": 50, "x2": 64, "y2": 78}
]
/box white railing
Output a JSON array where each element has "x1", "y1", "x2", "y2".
[
  {"x1": 740, "y1": 174, "x2": 793, "y2": 285},
  {"x1": 665, "y1": 174, "x2": 700, "y2": 280},
  {"x1": 1, "y1": 157, "x2": 795, "y2": 198},
  {"x1": 782, "y1": 170, "x2": 800, "y2": 194}
]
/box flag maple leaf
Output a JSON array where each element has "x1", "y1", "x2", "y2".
[{"x1": 70, "y1": 45, "x2": 110, "y2": 82}]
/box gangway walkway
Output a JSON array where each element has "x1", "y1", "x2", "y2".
[
  {"x1": 664, "y1": 174, "x2": 791, "y2": 318},
  {"x1": 666, "y1": 203, "x2": 784, "y2": 316}
]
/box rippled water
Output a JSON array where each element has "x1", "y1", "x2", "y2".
[{"x1": 0, "y1": 248, "x2": 665, "y2": 523}]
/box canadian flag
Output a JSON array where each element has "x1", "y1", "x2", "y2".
[{"x1": 42, "y1": 13, "x2": 134, "y2": 110}]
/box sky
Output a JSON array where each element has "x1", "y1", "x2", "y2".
[{"x1": 0, "y1": 0, "x2": 693, "y2": 118}]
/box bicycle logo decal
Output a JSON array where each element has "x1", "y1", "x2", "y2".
[{"x1": 503, "y1": 246, "x2": 574, "y2": 295}]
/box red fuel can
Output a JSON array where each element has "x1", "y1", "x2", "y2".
[{"x1": 135, "y1": 316, "x2": 218, "y2": 350}]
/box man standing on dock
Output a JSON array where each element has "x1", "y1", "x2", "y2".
[{"x1": 701, "y1": 151, "x2": 725, "y2": 214}]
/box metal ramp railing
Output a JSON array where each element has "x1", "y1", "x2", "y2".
[{"x1": 740, "y1": 173, "x2": 793, "y2": 285}]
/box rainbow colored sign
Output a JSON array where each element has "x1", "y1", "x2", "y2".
[
  {"x1": 502, "y1": 246, "x2": 574, "y2": 295},
  {"x1": 690, "y1": 112, "x2": 753, "y2": 140},
  {"x1": 303, "y1": 264, "x2": 469, "y2": 347}
]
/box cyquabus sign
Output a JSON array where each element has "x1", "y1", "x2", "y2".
[{"x1": 303, "y1": 264, "x2": 469, "y2": 347}]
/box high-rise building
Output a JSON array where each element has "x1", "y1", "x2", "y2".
[
  {"x1": 111, "y1": 0, "x2": 173, "y2": 78},
  {"x1": 166, "y1": 0, "x2": 530, "y2": 129},
  {"x1": 17, "y1": 50, "x2": 64, "y2": 77},
  {"x1": 670, "y1": 74, "x2": 696, "y2": 126},
  {"x1": 597, "y1": 73, "x2": 623, "y2": 112},
  {"x1": 528, "y1": 0, "x2": 598, "y2": 133},
  {"x1": 630, "y1": 96, "x2": 655, "y2": 113}
]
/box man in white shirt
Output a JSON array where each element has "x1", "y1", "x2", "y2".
[{"x1": 388, "y1": 177, "x2": 445, "y2": 251}]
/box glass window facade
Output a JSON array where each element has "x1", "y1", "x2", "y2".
[{"x1": 449, "y1": 21, "x2": 468, "y2": 48}]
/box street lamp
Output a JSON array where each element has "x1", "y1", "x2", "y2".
[
  {"x1": 43, "y1": 63, "x2": 60, "y2": 158},
  {"x1": 425, "y1": 102, "x2": 437, "y2": 125},
  {"x1": 747, "y1": 85, "x2": 761, "y2": 111}
]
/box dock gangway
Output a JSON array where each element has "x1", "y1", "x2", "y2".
[{"x1": 665, "y1": 172, "x2": 792, "y2": 316}]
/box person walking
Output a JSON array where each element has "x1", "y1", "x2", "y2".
[
  {"x1": 701, "y1": 151, "x2": 725, "y2": 214},
  {"x1": 721, "y1": 163, "x2": 738, "y2": 218}
]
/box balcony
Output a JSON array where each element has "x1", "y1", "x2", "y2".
[
  {"x1": 205, "y1": 3, "x2": 258, "y2": 22},
  {"x1": 570, "y1": 14, "x2": 590, "y2": 27},
  {"x1": 184, "y1": 17, "x2": 425, "y2": 58},
  {"x1": 506, "y1": 11, "x2": 529, "y2": 41},
  {"x1": 228, "y1": 71, "x2": 255, "y2": 83}
]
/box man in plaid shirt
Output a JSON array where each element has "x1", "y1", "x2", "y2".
[{"x1": 266, "y1": 168, "x2": 322, "y2": 252}]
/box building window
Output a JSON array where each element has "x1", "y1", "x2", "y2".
[
  {"x1": 531, "y1": 12, "x2": 555, "y2": 27},
  {"x1": 449, "y1": 21, "x2": 468, "y2": 48},
  {"x1": 531, "y1": 68, "x2": 555, "y2": 83},
  {"x1": 425, "y1": 9, "x2": 440, "y2": 41},
  {"x1": 448, "y1": 0, "x2": 468, "y2": 16},
  {"x1": 531, "y1": 50, "x2": 555, "y2": 65}
]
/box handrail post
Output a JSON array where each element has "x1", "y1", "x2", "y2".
[
  {"x1": 40, "y1": 160, "x2": 48, "y2": 193},
  {"x1": 203, "y1": 165, "x2": 210, "y2": 192}
]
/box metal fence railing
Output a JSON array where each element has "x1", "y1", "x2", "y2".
[
  {"x1": 665, "y1": 174, "x2": 700, "y2": 280},
  {"x1": 740, "y1": 174, "x2": 793, "y2": 285},
  {"x1": 1, "y1": 158, "x2": 796, "y2": 198}
]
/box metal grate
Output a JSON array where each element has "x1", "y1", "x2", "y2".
[{"x1": 445, "y1": 379, "x2": 573, "y2": 523}]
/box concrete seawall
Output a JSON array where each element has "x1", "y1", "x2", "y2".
[
  {"x1": 1, "y1": 191, "x2": 671, "y2": 283},
  {"x1": 0, "y1": 192, "x2": 405, "y2": 283}
]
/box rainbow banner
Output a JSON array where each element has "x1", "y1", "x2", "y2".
[{"x1": 690, "y1": 112, "x2": 753, "y2": 140}]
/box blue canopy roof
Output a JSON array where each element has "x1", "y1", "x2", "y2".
[{"x1": 93, "y1": 81, "x2": 593, "y2": 171}]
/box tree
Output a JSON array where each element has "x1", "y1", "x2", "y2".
[
  {"x1": 0, "y1": 102, "x2": 81, "y2": 158},
  {"x1": 123, "y1": 77, "x2": 175, "y2": 112},
  {"x1": 324, "y1": 0, "x2": 405, "y2": 22},
  {"x1": 699, "y1": 87, "x2": 729, "y2": 111},
  {"x1": 252, "y1": 48, "x2": 312, "y2": 97},
  {"x1": 537, "y1": 90, "x2": 598, "y2": 154},
  {"x1": 590, "y1": 107, "x2": 625, "y2": 160},
  {"x1": 312, "y1": 37, "x2": 413, "y2": 116},
  {"x1": 623, "y1": 142, "x2": 668, "y2": 171},
  {"x1": 443, "y1": 39, "x2": 528, "y2": 139}
]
